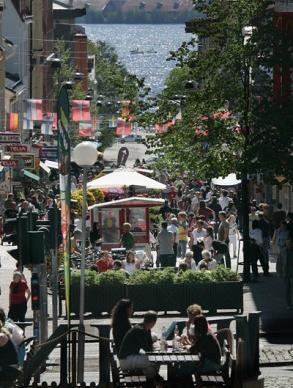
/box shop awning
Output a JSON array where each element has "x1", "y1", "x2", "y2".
[{"x1": 23, "y1": 169, "x2": 40, "y2": 181}]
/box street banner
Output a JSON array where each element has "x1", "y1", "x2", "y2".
[
  {"x1": 0, "y1": 132, "x2": 21, "y2": 143},
  {"x1": 72, "y1": 100, "x2": 91, "y2": 122},
  {"x1": 0, "y1": 159, "x2": 18, "y2": 167},
  {"x1": 6, "y1": 144, "x2": 28, "y2": 153},
  {"x1": 108, "y1": 115, "x2": 117, "y2": 128},
  {"x1": 26, "y1": 99, "x2": 43, "y2": 121},
  {"x1": 79, "y1": 121, "x2": 92, "y2": 137},
  {"x1": 41, "y1": 118, "x2": 54, "y2": 135},
  {"x1": 12, "y1": 153, "x2": 35, "y2": 170},
  {"x1": 46, "y1": 112, "x2": 58, "y2": 130},
  {"x1": 116, "y1": 118, "x2": 132, "y2": 136},
  {"x1": 57, "y1": 86, "x2": 71, "y2": 319},
  {"x1": 22, "y1": 113, "x2": 34, "y2": 130},
  {"x1": 7, "y1": 113, "x2": 19, "y2": 131}
]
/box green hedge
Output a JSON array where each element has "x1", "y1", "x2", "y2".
[{"x1": 71, "y1": 266, "x2": 240, "y2": 286}]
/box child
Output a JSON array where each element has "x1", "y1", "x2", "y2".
[{"x1": 120, "y1": 223, "x2": 135, "y2": 251}]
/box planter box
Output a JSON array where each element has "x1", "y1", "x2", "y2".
[
  {"x1": 157, "y1": 283, "x2": 186, "y2": 312},
  {"x1": 210, "y1": 281, "x2": 243, "y2": 314},
  {"x1": 70, "y1": 283, "x2": 125, "y2": 316},
  {"x1": 185, "y1": 282, "x2": 213, "y2": 312},
  {"x1": 92, "y1": 284, "x2": 126, "y2": 316},
  {"x1": 126, "y1": 284, "x2": 157, "y2": 312},
  {"x1": 71, "y1": 281, "x2": 243, "y2": 315}
]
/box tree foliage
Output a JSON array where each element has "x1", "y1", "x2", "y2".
[{"x1": 146, "y1": 0, "x2": 293, "y2": 182}]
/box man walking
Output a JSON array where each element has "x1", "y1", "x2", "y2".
[{"x1": 157, "y1": 221, "x2": 175, "y2": 267}]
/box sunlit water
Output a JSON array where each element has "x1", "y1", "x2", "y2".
[{"x1": 83, "y1": 24, "x2": 187, "y2": 95}]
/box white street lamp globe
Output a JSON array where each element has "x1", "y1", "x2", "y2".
[{"x1": 73, "y1": 141, "x2": 98, "y2": 167}]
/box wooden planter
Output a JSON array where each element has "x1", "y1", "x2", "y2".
[
  {"x1": 210, "y1": 281, "x2": 243, "y2": 314},
  {"x1": 126, "y1": 284, "x2": 157, "y2": 312},
  {"x1": 71, "y1": 281, "x2": 243, "y2": 315},
  {"x1": 157, "y1": 283, "x2": 186, "y2": 312}
]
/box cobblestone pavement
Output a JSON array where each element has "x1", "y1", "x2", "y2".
[{"x1": 260, "y1": 345, "x2": 293, "y2": 365}]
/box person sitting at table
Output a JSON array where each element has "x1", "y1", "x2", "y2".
[
  {"x1": 111, "y1": 299, "x2": 133, "y2": 353},
  {"x1": 190, "y1": 315, "x2": 221, "y2": 372},
  {"x1": 197, "y1": 250, "x2": 217, "y2": 271},
  {"x1": 171, "y1": 315, "x2": 221, "y2": 387},
  {"x1": 181, "y1": 304, "x2": 213, "y2": 345},
  {"x1": 118, "y1": 311, "x2": 160, "y2": 381}
]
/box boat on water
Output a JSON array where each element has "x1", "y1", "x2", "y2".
[
  {"x1": 146, "y1": 49, "x2": 157, "y2": 54},
  {"x1": 130, "y1": 48, "x2": 144, "y2": 54}
]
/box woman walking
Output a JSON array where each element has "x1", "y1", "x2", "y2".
[{"x1": 8, "y1": 272, "x2": 30, "y2": 322}]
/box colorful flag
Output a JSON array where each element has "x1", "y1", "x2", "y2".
[
  {"x1": 79, "y1": 121, "x2": 92, "y2": 137},
  {"x1": 7, "y1": 113, "x2": 18, "y2": 131},
  {"x1": 72, "y1": 100, "x2": 91, "y2": 122},
  {"x1": 121, "y1": 100, "x2": 130, "y2": 120},
  {"x1": 57, "y1": 86, "x2": 71, "y2": 319},
  {"x1": 41, "y1": 118, "x2": 54, "y2": 135},
  {"x1": 46, "y1": 112, "x2": 58, "y2": 130},
  {"x1": 109, "y1": 115, "x2": 117, "y2": 128},
  {"x1": 116, "y1": 118, "x2": 132, "y2": 136},
  {"x1": 26, "y1": 99, "x2": 42, "y2": 120},
  {"x1": 22, "y1": 113, "x2": 33, "y2": 130},
  {"x1": 91, "y1": 115, "x2": 100, "y2": 131}
]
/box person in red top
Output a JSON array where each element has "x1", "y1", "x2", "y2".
[
  {"x1": 8, "y1": 272, "x2": 30, "y2": 322},
  {"x1": 197, "y1": 200, "x2": 215, "y2": 222},
  {"x1": 95, "y1": 251, "x2": 114, "y2": 273}
]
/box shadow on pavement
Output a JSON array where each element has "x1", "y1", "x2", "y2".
[{"x1": 247, "y1": 273, "x2": 293, "y2": 344}]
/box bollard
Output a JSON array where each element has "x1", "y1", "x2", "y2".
[
  {"x1": 60, "y1": 335, "x2": 68, "y2": 386},
  {"x1": 97, "y1": 324, "x2": 111, "y2": 386},
  {"x1": 248, "y1": 311, "x2": 261, "y2": 378}
]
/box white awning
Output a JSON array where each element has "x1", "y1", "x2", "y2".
[
  {"x1": 212, "y1": 173, "x2": 241, "y2": 187},
  {"x1": 87, "y1": 168, "x2": 166, "y2": 190}
]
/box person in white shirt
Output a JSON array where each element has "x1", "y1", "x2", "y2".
[
  {"x1": 122, "y1": 251, "x2": 139, "y2": 275},
  {"x1": 228, "y1": 214, "x2": 240, "y2": 258},
  {"x1": 167, "y1": 217, "x2": 178, "y2": 257},
  {"x1": 189, "y1": 220, "x2": 208, "y2": 264},
  {"x1": 249, "y1": 220, "x2": 263, "y2": 246},
  {"x1": 197, "y1": 250, "x2": 217, "y2": 270},
  {"x1": 218, "y1": 190, "x2": 232, "y2": 211}
]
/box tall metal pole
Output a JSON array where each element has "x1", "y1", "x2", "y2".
[{"x1": 77, "y1": 167, "x2": 88, "y2": 382}]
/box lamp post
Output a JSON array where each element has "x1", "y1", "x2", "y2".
[
  {"x1": 241, "y1": 26, "x2": 254, "y2": 283},
  {"x1": 73, "y1": 141, "x2": 98, "y2": 382}
]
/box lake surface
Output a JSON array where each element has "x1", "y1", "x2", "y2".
[{"x1": 83, "y1": 24, "x2": 187, "y2": 95}]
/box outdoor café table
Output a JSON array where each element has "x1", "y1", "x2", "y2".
[{"x1": 146, "y1": 349, "x2": 200, "y2": 380}]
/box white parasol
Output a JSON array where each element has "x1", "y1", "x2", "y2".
[{"x1": 87, "y1": 168, "x2": 166, "y2": 190}]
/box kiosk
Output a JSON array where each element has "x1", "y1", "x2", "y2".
[{"x1": 89, "y1": 197, "x2": 164, "y2": 250}]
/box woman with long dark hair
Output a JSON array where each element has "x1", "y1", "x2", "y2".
[{"x1": 111, "y1": 299, "x2": 133, "y2": 352}]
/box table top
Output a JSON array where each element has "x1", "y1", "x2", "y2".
[{"x1": 147, "y1": 354, "x2": 200, "y2": 363}]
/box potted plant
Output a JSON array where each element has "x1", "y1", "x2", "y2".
[{"x1": 126, "y1": 270, "x2": 158, "y2": 311}]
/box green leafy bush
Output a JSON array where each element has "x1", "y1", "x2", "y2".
[
  {"x1": 71, "y1": 267, "x2": 240, "y2": 287},
  {"x1": 95, "y1": 270, "x2": 128, "y2": 286},
  {"x1": 210, "y1": 266, "x2": 240, "y2": 282},
  {"x1": 175, "y1": 269, "x2": 213, "y2": 283}
]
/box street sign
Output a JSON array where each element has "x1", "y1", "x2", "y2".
[
  {"x1": 0, "y1": 159, "x2": 19, "y2": 167},
  {"x1": 12, "y1": 153, "x2": 35, "y2": 170},
  {"x1": 0, "y1": 133, "x2": 21, "y2": 144},
  {"x1": 41, "y1": 146, "x2": 58, "y2": 161},
  {"x1": 6, "y1": 144, "x2": 28, "y2": 153}
]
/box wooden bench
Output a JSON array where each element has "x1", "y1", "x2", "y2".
[
  {"x1": 194, "y1": 351, "x2": 235, "y2": 387},
  {"x1": 109, "y1": 345, "x2": 147, "y2": 387}
]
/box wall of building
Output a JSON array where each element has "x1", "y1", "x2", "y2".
[{"x1": 0, "y1": 5, "x2": 5, "y2": 131}]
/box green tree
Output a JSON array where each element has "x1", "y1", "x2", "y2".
[{"x1": 146, "y1": 0, "x2": 293, "y2": 281}]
